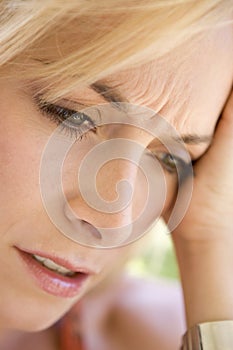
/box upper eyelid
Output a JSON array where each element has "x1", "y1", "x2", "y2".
[
  {"x1": 35, "y1": 98, "x2": 98, "y2": 141},
  {"x1": 35, "y1": 96, "x2": 104, "y2": 133},
  {"x1": 38, "y1": 101, "x2": 94, "y2": 123},
  {"x1": 35, "y1": 93, "x2": 87, "y2": 112},
  {"x1": 36, "y1": 98, "x2": 85, "y2": 119},
  {"x1": 48, "y1": 104, "x2": 77, "y2": 116},
  {"x1": 60, "y1": 98, "x2": 91, "y2": 110}
]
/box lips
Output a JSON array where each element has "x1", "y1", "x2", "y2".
[{"x1": 15, "y1": 246, "x2": 92, "y2": 298}]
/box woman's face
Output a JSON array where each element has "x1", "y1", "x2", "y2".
[{"x1": 0, "y1": 23, "x2": 232, "y2": 331}]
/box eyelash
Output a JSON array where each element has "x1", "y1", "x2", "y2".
[
  {"x1": 36, "y1": 98, "x2": 190, "y2": 175},
  {"x1": 37, "y1": 99, "x2": 97, "y2": 140}
]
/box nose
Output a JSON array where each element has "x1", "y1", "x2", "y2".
[
  {"x1": 62, "y1": 136, "x2": 166, "y2": 248},
  {"x1": 39, "y1": 122, "x2": 166, "y2": 248},
  {"x1": 63, "y1": 138, "x2": 141, "y2": 247}
]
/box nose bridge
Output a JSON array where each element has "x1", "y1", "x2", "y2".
[
  {"x1": 64, "y1": 125, "x2": 151, "y2": 229},
  {"x1": 67, "y1": 142, "x2": 142, "y2": 226}
]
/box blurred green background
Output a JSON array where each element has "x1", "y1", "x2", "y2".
[{"x1": 126, "y1": 219, "x2": 179, "y2": 280}]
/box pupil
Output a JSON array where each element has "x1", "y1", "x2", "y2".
[
  {"x1": 164, "y1": 154, "x2": 176, "y2": 168},
  {"x1": 72, "y1": 113, "x2": 85, "y2": 125}
]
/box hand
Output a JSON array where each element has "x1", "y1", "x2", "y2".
[
  {"x1": 174, "y1": 88, "x2": 233, "y2": 242},
  {"x1": 170, "y1": 89, "x2": 233, "y2": 327}
]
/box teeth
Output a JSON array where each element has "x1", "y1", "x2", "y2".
[
  {"x1": 33, "y1": 254, "x2": 76, "y2": 277},
  {"x1": 33, "y1": 254, "x2": 46, "y2": 263}
]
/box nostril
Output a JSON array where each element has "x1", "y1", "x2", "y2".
[
  {"x1": 81, "y1": 220, "x2": 102, "y2": 239},
  {"x1": 63, "y1": 203, "x2": 102, "y2": 240}
]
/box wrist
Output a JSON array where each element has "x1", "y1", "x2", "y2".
[
  {"x1": 181, "y1": 320, "x2": 233, "y2": 350},
  {"x1": 173, "y1": 236, "x2": 233, "y2": 327}
]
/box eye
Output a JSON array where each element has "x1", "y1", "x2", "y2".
[
  {"x1": 155, "y1": 151, "x2": 189, "y2": 174},
  {"x1": 36, "y1": 98, "x2": 97, "y2": 140}
]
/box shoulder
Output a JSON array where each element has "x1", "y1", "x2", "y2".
[{"x1": 72, "y1": 274, "x2": 186, "y2": 350}]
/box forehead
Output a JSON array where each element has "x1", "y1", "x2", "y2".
[{"x1": 104, "y1": 25, "x2": 233, "y2": 138}]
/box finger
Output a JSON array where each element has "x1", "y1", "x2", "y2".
[
  {"x1": 210, "y1": 87, "x2": 233, "y2": 147},
  {"x1": 197, "y1": 88, "x2": 233, "y2": 170},
  {"x1": 189, "y1": 88, "x2": 233, "y2": 197}
]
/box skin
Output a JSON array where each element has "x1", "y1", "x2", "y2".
[
  {"x1": 0, "y1": 19, "x2": 232, "y2": 349},
  {"x1": 173, "y1": 89, "x2": 233, "y2": 327}
]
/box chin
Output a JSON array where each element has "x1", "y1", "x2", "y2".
[
  {"x1": 21, "y1": 316, "x2": 61, "y2": 332},
  {"x1": 1, "y1": 303, "x2": 70, "y2": 333},
  {"x1": 10, "y1": 314, "x2": 61, "y2": 333}
]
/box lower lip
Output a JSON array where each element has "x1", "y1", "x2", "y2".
[{"x1": 16, "y1": 248, "x2": 90, "y2": 298}]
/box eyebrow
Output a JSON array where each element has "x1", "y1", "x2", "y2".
[
  {"x1": 90, "y1": 82, "x2": 128, "y2": 107},
  {"x1": 90, "y1": 82, "x2": 213, "y2": 146},
  {"x1": 172, "y1": 134, "x2": 212, "y2": 145}
]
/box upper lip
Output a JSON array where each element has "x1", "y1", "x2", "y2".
[{"x1": 14, "y1": 245, "x2": 96, "y2": 275}]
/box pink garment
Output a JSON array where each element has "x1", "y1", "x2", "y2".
[{"x1": 59, "y1": 303, "x2": 84, "y2": 350}]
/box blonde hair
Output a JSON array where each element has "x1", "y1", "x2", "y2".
[{"x1": 0, "y1": 0, "x2": 232, "y2": 100}]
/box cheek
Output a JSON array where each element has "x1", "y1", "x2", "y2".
[
  {"x1": 131, "y1": 165, "x2": 178, "y2": 240},
  {"x1": 0, "y1": 116, "x2": 46, "y2": 228}
]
